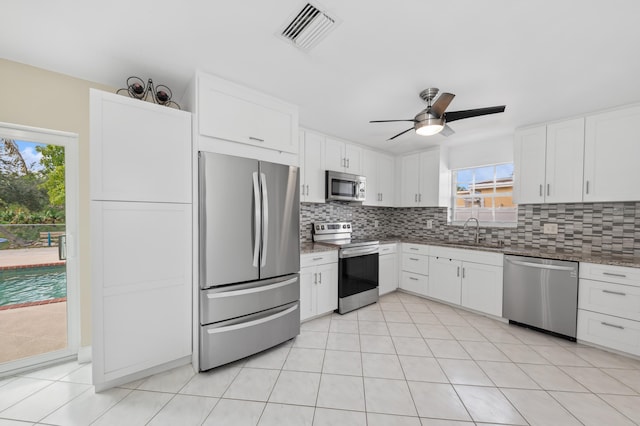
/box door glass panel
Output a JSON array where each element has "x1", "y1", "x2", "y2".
[{"x1": 0, "y1": 138, "x2": 68, "y2": 363}]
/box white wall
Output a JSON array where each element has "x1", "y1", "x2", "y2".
[{"x1": 448, "y1": 136, "x2": 513, "y2": 170}]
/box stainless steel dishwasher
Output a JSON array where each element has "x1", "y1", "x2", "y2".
[{"x1": 503, "y1": 255, "x2": 579, "y2": 339}]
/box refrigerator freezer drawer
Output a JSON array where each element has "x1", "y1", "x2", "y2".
[
  {"x1": 200, "y1": 274, "x2": 299, "y2": 325},
  {"x1": 199, "y1": 302, "x2": 300, "y2": 371}
]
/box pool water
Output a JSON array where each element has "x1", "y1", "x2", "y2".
[{"x1": 0, "y1": 266, "x2": 67, "y2": 307}]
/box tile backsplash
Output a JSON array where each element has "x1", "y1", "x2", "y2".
[{"x1": 301, "y1": 201, "x2": 640, "y2": 258}]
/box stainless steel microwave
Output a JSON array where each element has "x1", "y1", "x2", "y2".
[{"x1": 326, "y1": 170, "x2": 366, "y2": 202}]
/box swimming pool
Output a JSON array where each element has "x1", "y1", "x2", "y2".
[{"x1": 0, "y1": 265, "x2": 66, "y2": 307}]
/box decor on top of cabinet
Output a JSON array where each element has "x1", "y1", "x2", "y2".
[{"x1": 116, "y1": 76, "x2": 181, "y2": 109}]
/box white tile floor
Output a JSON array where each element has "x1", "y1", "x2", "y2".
[{"x1": 1, "y1": 291, "x2": 640, "y2": 425}]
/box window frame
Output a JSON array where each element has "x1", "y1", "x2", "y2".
[{"x1": 449, "y1": 162, "x2": 517, "y2": 228}]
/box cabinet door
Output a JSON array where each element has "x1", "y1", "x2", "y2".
[
  {"x1": 91, "y1": 201, "x2": 192, "y2": 390},
  {"x1": 546, "y1": 118, "x2": 585, "y2": 203},
  {"x1": 344, "y1": 144, "x2": 362, "y2": 174},
  {"x1": 513, "y1": 125, "x2": 546, "y2": 204},
  {"x1": 378, "y1": 154, "x2": 395, "y2": 206},
  {"x1": 584, "y1": 106, "x2": 640, "y2": 202},
  {"x1": 379, "y1": 253, "x2": 398, "y2": 295},
  {"x1": 300, "y1": 267, "x2": 316, "y2": 321},
  {"x1": 461, "y1": 262, "x2": 503, "y2": 317},
  {"x1": 90, "y1": 90, "x2": 192, "y2": 203},
  {"x1": 325, "y1": 137, "x2": 345, "y2": 171},
  {"x1": 316, "y1": 262, "x2": 338, "y2": 315},
  {"x1": 198, "y1": 74, "x2": 298, "y2": 154},
  {"x1": 428, "y1": 257, "x2": 462, "y2": 305},
  {"x1": 418, "y1": 150, "x2": 440, "y2": 206},
  {"x1": 301, "y1": 131, "x2": 326, "y2": 203},
  {"x1": 362, "y1": 149, "x2": 379, "y2": 206},
  {"x1": 401, "y1": 153, "x2": 420, "y2": 206}
]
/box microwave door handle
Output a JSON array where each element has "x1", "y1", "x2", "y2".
[
  {"x1": 260, "y1": 172, "x2": 268, "y2": 268},
  {"x1": 252, "y1": 172, "x2": 261, "y2": 267}
]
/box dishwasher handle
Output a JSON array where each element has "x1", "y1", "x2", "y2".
[{"x1": 505, "y1": 258, "x2": 576, "y2": 272}]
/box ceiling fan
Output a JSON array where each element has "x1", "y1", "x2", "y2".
[{"x1": 370, "y1": 88, "x2": 506, "y2": 141}]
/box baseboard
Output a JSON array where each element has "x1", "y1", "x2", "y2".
[{"x1": 77, "y1": 346, "x2": 92, "y2": 364}]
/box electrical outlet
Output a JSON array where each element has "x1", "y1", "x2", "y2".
[
  {"x1": 543, "y1": 223, "x2": 558, "y2": 234},
  {"x1": 426, "y1": 220, "x2": 433, "y2": 230},
  {"x1": 374, "y1": 220, "x2": 379, "y2": 228}
]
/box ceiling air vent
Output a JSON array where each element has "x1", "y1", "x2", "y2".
[{"x1": 280, "y1": 3, "x2": 337, "y2": 51}]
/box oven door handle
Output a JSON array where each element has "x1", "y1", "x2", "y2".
[{"x1": 339, "y1": 246, "x2": 379, "y2": 258}]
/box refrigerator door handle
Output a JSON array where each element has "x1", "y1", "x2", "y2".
[
  {"x1": 260, "y1": 172, "x2": 269, "y2": 268},
  {"x1": 252, "y1": 171, "x2": 261, "y2": 267}
]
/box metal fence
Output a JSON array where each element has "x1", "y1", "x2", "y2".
[{"x1": 0, "y1": 224, "x2": 66, "y2": 249}]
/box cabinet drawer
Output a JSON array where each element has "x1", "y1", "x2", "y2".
[
  {"x1": 301, "y1": 251, "x2": 338, "y2": 268},
  {"x1": 580, "y1": 262, "x2": 640, "y2": 287},
  {"x1": 200, "y1": 302, "x2": 300, "y2": 371},
  {"x1": 379, "y1": 243, "x2": 397, "y2": 255},
  {"x1": 579, "y1": 279, "x2": 640, "y2": 321},
  {"x1": 577, "y1": 309, "x2": 640, "y2": 356},
  {"x1": 402, "y1": 253, "x2": 429, "y2": 275},
  {"x1": 402, "y1": 243, "x2": 429, "y2": 256},
  {"x1": 201, "y1": 274, "x2": 299, "y2": 325},
  {"x1": 400, "y1": 272, "x2": 428, "y2": 295}
]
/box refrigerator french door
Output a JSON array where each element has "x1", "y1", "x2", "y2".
[{"x1": 199, "y1": 152, "x2": 300, "y2": 370}]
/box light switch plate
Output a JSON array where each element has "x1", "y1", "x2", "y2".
[
  {"x1": 426, "y1": 220, "x2": 433, "y2": 229},
  {"x1": 543, "y1": 223, "x2": 558, "y2": 234}
]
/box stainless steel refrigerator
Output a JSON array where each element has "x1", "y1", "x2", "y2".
[{"x1": 199, "y1": 152, "x2": 300, "y2": 371}]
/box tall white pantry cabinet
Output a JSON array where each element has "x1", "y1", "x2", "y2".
[{"x1": 90, "y1": 90, "x2": 192, "y2": 391}]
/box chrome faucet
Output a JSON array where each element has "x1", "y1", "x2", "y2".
[{"x1": 463, "y1": 217, "x2": 480, "y2": 244}]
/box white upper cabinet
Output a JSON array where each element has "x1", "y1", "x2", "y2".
[
  {"x1": 299, "y1": 130, "x2": 326, "y2": 203},
  {"x1": 197, "y1": 72, "x2": 298, "y2": 155},
  {"x1": 545, "y1": 118, "x2": 585, "y2": 203},
  {"x1": 514, "y1": 118, "x2": 584, "y2": 204},
  {"x1": 513, "y1": 125, "x2": 547, "y2": 204},
  {"x1": 90, "y1": 90, "x2": 192, "y2": 203},
  {"x1": 400, "y1": 149, "x2": 448, "y2": 207},
  {"x1": 362, "y1": 149, "x2": 395, "y2": 206},
  {"x1": 325, "y1": 137, "x2": 362, "y2": 174},
  {"x1": 401, "y1": 153, "x2": 421, "y2": 206},
  {"x1": 584, "y1": 105, "x2": 640, "y2": 202}
]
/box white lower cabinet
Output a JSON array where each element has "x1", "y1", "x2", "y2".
[
  {"x1": 300, "y1": 251, "x2": 338, "y2": 321},
  {"x1": 428, "y1": 246, "x2": 503, "y2": 316},
  {"x1": 461, "y1": 262, "x2": 503, "y2": 317},
  {"x1": 398, "y1": 243, "x2": 503, "y2": 317},
  {"x1": 578, "y1": 262, "x2": 640, "y2": 356},
  {"x1": 428, "y1": 256, "x2": 462, "y2": 305},
  {"x1": 577, "y1": 310, "x2": 640, "y2": 356},
  {"x1": 400, "y1": 244, "x2": 429, "y2": 296},
  {"x1": 379, "y1": 244, "x2": 398, "y2": 295}
]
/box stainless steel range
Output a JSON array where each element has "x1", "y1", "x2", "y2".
[{"x1": 313, "y1": 222, "x2": 379, "y2": 314}]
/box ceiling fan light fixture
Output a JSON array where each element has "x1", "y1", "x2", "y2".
[{"x1": 415, "y1": 117, "x2": 445, "y2": 136}]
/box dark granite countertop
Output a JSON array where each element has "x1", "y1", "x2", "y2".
[{"x1": 302, "y1": 238, "x2": 640, "y2": 268}]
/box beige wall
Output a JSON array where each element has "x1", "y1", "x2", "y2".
[{"x1": 0, "y1": 59, "x2": 115, "y2": 346}]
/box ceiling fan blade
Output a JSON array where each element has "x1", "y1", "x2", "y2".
[
  {"x1": 430, "y1": 92, "x2": 455, "y2": 117},
  {"x1": 443, "y1": 106, "x2": 506, "y2": 123},
  {"x1": 388, "y1": 127, "x2": 414, "y2": 141},
  {"x1": 370, "y1": 119, "x2": 416, "y2": 123},
  {"x1": 440, "y1": 124, "x2": 455, "y2": 137}
]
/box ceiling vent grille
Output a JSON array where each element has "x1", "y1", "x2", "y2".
[{"x1": 280, "y1": 3, "x2": 336, "y2": 51}]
